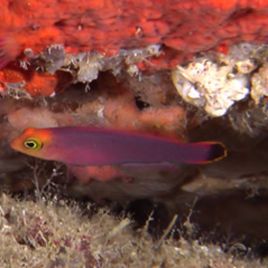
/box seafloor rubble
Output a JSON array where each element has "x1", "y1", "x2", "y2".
[{"x1": 1, "y1": 0, "x2": 268, "y2": 257}]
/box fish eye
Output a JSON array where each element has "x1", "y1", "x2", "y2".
[{"x1": 23, "y1": 138, "x2": 43, "y2": 150}]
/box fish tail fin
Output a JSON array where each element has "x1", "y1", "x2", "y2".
[
  {"x1": 0, "y1": 34, "x2": 20, "y2": 69},
  {"x1": 185, "y1": 141, "x2": 227, "y2": 164}
]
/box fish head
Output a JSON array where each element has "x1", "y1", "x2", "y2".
[{"x1": 10, "y1": 128, "x2": 57, "y2": 161}]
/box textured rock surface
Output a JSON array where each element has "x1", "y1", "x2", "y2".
[
  {"x1": 1, "y1": 0, "x2": 268, "y2": 65},
  {"x1": 0, "y1": 0, "x2": 268, "y2": 95}
]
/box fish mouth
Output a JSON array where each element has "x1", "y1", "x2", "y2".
[{"x1": 9, "y1": 137, "x2": 21, "y2": 152}]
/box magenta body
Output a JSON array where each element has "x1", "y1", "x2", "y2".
[{"x1": 46, "y1": 127, "x2": 226, "y2": 166}]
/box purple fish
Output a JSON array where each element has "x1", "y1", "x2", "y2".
[{"x1": 10, "y1": 126, "x2": 227, "y2": 166}]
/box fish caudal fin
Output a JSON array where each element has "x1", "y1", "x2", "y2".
[
  {"x1": 185, "y1": 142, "x2": 227, "y2": 164},
  {"x1": 0, "y1": 35, "x2": 20, "y2": 69},
  {"x1": 204, "y1": 142, "x2": 227, "y2": 163}
]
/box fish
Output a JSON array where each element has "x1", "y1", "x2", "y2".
[{"x1": 10, "y1": 126, "x2": 227, "y2": 166}]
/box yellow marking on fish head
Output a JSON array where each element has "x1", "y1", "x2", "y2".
[{"x1": 10, "y1": 128, "x2": 53, "y2": 158}]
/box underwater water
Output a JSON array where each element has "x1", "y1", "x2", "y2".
[{"x1": 1, "y1": 1, "x2": 268, "y2": 265}]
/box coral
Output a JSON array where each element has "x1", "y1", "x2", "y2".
[
  {"x1": 1, "y1": 0, "x2": 268, "y2": 67},
  {"x1": 0, "y1": 44, "x2": 164, "y2": 96},
  {"x1": 0, "y1": 0, "x2": 268, "y2": 95},
  {"x1": 0, "y1": 67, "x2": 60, "y2": 96},
  {"x1": 171, "y1": 43, "x2": 268, "y2": 117},
  {"x1": 24, "y1": 72, "x2": 58, "y2": 96},
  {"x1": 171, "y1": 56, "x2": 250, "y2": 117},
  {"x1": 251, "y1": 63, "x2": 268, "y2": 104}
]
